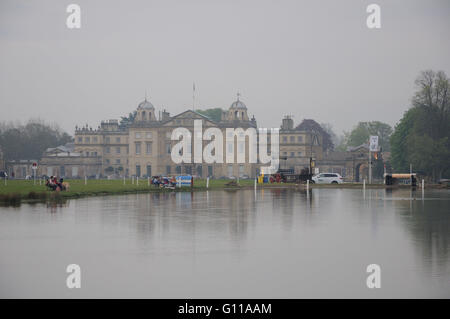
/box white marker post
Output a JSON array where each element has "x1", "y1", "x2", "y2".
[
  {"x1": 136, "y1": 177, "x2": 139, "y2": 186},
  {"x1": 307, "y1": 179, "x2": 309, "y2": 191},
  {"x1": 123, "y1": 176, "x2": 125, "y2": 185},
  {"x1": 422, "y1": 179, "x2": 425, "y2": 200},
  {"x1": 254, "y1": 178, "x2": 257, "y2": 190},
  {"x1": 363, "y1": 178, "x2": 366, "y2": 199},
  {"x1": 148, "y1": 176, "x2": 150, "y2": 186},
  {"x1": 85, "y1": 176, "x2": 87, "y2": 185},
  {"x1": 206, "y1": 177, "x2": 209, "y2": 189}
]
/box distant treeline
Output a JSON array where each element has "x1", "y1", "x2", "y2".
[
  {"x1": 390, "y1": 70, "x2": 450, "y2": 181},
  {"x1": 0, "y1": 120, "x2": 73, "y2": 161}
]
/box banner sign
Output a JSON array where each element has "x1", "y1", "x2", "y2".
[
  {"x1": 369, "y1": 136, "x2": 379, "y2": 152},
  {"x1": 176, "y1": 175, "x2": 192, "y2": 187}
]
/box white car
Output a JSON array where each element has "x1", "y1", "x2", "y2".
[{"x1": 312, "y1": 173, "x2": 344, "y2": 184}]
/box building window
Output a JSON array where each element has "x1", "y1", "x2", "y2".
[
  {"x1": 197, "y1": 165, "x2": 202, "y2": 177},
  {"x1": 166, "y1": 143, "x2": 171, "y2": 154},
  {"x1": 283, "y1": 136, "x2": 287, "y2": 143},
  {"x1": 290, "y1": 152, "x2": 295, "y2": 157},
  {"x1": 176, "y1": 166, "x2": 181, "y2": 174},
  {"x1": 208, "y1": 165, "x2": 213, "y2": 177},
  {"x1": 106, "y1": 147, "x2": 110, "y2": 154},
  {"x1": 298, "y1": 136, "x2": 303, "y2": 142},
  {"x1": 297, "y1": 151, "x2": 302, "y2": 156},
  {"x1": 227, "y1": 165, "x2": 233, "y2": 177},
  {"x1": 86, "y1": 151, "x2": 90, "y2": 156},
  {"x1": 146, "y1": 132, "x2": 152, "y2": 139},
  {"x1": 135, "y1": 142, "x2": 141, "y2": 155},
  {"x1": 238, "y1": 142, "x2": 244, "y2": 154},
  {"x1": 77, "y1": 137, "x2": 82, "y2": 142},
  {"x1": 136, "y1": 165, "x2": 141, "y2": 177},
  {"x1": 166, "y1": 166, "x2": 171, "y2": 174},
  {"x1": 105, "y1": 137, "x2": 110, "y2": 143},
  {"x1": 116, "y1": 137, "x2": 120, "y2": 143},
  {"x1": 116, "y1": 147, "x2": 120, "y2": 154},
  {"x1": 106, "y1": 159, "x2": 110, "y2": 164},
  {"x1": 85, "y1": 137, "x2": 90, "y2": 143},
  {"x1": 239, "y1": 164, "x2": 244, "y2": 177},
  {"x1": 93, "y1": 137, "x2": 98, "y2": 143},
  {"x1": 135, "y1": 132, "x2": 141, "y2": 139},
  {"x1": 290, "y1": 136, "x2": 295, "y2": 143},
  {"x1": 116, "y1": 159, "x2": 120, "y2": 164},
  {"x1": 227, "y1": 143, "x2": 233, "y2": 154},
  {"x1": 146, "y1": 142, "x2": 152, "y2": 155},
  {"x1": 185, "y1": 166, "x2": 192, "y2": 175},
  {"x1": 283, "y1": 152, "x2": 287, "y2": 156},
  {"x1": 146, "y1": 165, "x2": 151, "y2": 177}
]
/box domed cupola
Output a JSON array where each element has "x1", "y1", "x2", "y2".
[
  {"x1": 138, "y1": 98, "x2": 155, "y2": 110},
  {"x1": 137, "y1": 97, "x2": 156, "y2": 122},
  {"x1": 230, "y1": 99, "x2": 247, "y2": 110},
  {"x1": 228, "y1": 92, "x2": 249, "y2": 121}
]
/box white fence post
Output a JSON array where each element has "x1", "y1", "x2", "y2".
[{"x1": 206, "y1": 177, "x2": 209, "y2": 189}]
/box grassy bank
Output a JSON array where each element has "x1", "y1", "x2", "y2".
[
  {"x1": 0, "y1": 178, "x2": 441, "y2": 206},
  {"x1": 0, "y1": 178, "x2": 255, "y2": 205}
]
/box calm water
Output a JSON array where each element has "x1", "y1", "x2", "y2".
[{"x1": 0, "y1": 188, "x2": 449, "y2": 298}]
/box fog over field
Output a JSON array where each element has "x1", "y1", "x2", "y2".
[{"x1": 1, "y1": 0, "x2": 449, "y2": 134}]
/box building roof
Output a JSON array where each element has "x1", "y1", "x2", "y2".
[
  {"x1": 138, "y1": 98, "x2": 154, "y2": 110},
  {"x1": 230, "y1": 99, "x2": 247, "y2": 109},
  {"x1": 295, "y1": 119, "x2": 322, "y2": 132}
]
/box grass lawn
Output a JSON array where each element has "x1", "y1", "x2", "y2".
[
  {"x1": 0, "y1": 178, "x2": 256, "y2": 204},
  {"x1": 0, "y1": 178, "x2": 408, "y2": 205}
]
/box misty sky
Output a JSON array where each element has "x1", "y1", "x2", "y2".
[{"x1": 1, "y1": 0, "x2": 449, "y2": 136}]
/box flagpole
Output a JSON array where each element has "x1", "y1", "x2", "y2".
[{"x1": 192, "y1": 82, "x2": 195, "y2": 111}]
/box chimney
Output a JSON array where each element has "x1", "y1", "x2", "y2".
[
  {"x1": 161, "y1": 109, "x2": 171, "y2": 121},
  {"x1": 281, "y1": 115, "x2": 294, "y2": 130}
]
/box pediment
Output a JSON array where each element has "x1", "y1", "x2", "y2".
[{"x1": 163, "y1": 110, "x2": 218, "y2": 127}]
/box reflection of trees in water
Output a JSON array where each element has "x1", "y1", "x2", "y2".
[{"x1": 391, "y1": 189, "x2": 450, "y2": 276}]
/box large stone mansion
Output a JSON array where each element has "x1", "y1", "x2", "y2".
[
  {"x1": 36, "y1": 95, "x2": 332, "y2": 179},
  {"x1": 5, "y1": 95, "x2": 373, "y2": 181}
]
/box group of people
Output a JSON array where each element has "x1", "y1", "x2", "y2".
[
  {"x1": 45, "y1": 176, "x2": 67, "y2": 191},
  {"x1": 151, "y1": 176, "x2": 177, "y2": 188}
]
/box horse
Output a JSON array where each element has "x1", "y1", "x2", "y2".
[{"x1": 61, "y1": 182, "x2": 70, "y2": 191}]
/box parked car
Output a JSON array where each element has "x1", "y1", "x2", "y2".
[{"x1": 312, "y1": 173, "x2": 344, "y2": 184}]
